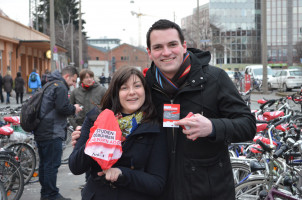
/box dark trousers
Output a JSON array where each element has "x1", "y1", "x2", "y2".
[
  {"x1": 6, "y1": 92, "x2": 10, "y2": 103},
  {"x1": 0, "y1": 89, "x2": 3, "y2": 103},
  {"x1": 16, "y1": 92, "x2": 23, "y2": 104},
  {"x1": 32, "y1": 88, "x2": 38, "y2": 94},
  {"x1": 37, "y1": 138, "x2": 63, "y2": 199}
]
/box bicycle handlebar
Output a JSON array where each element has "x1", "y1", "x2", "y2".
[
  {"x1": 259, "y1": 99, "x2": 276, "y2": 110},
  {"x1": 273, "y1": 144, "x2": 288, "y2": 158},
  {"x1": 256, "y1": 139, "x2": 273, "y2": 153}
]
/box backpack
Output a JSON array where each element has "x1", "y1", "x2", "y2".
[
  {"x1": 20, "y1": 81, "x2": 57, "y2": 132},
  {"x1": 30, "y1": 73, "x2": 37, "y2": 82}
]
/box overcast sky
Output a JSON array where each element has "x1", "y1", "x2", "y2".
[{"x1": 0, "y1": 0, "x2": 209, "y2": 47}]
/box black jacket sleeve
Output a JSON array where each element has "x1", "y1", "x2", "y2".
[
  {"x1": 69, "y1": 115, "x2": 95, "y2": 175},
  {"x1": 54, "y1": 82, "x2": 75, "y2": 116},
  {"x1": 210, "y1": 69, "x2": 256, "y2": 144}
]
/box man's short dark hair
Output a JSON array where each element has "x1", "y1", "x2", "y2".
[
  {"x1": 146, "y1": 19, "x2": 185, "y2": 49},
  {"x1": 61, "y1": 66, "x2": 79, "y2": 77}
]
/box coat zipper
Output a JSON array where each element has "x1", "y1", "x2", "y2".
[{"x1": 170, "y1": 99, "x2": 177, "y2": 154}]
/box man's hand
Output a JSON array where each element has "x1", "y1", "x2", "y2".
[
  {"x1": 174, "y1": 113, "x2": 212, "y2": 140},
  {"x1": 97, "y1": 168, "x2": 122, "y2": 182},
  {"x1": 71, "y1": 126, "x2": 82, "y2": 147},
  {"x1": 74, "y1": 104, "x2": 83, "y2": 114}
]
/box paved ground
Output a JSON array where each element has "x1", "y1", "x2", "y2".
[
  {"x1": 0, "y1": 92, "x2": 85, "y2": 200},
  {"x1": 1, "y1": 89, "x2": 300, "y2": 200}
]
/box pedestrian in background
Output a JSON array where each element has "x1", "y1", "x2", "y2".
[
  {"x1": 107, "y1": 74, "x2": 111, "y2": 84},
  {"x1": 34, "y1": 66, "x2": 82, "y2": 200},
  {"x1": 41, "y1": 69, "x2": 50, "y2": 86},
  {"x1": 99, "y1": 73, "x2": 106, "y2": 86},
  {"x1": 69, "y1": 66, "x2": 167, "y2": 200},
  {"x1": 69, "y1": 69, "x2": 106, "y2": 129},
  {"x1": 28, "y1": 68, "x2": 41, "y2": 94},
  {"x1": 2, "y1": 71, "x2": 13, "y2": 104},
  {"x1": 14, "y1": 71, "x2": 25, "y2": 104},
  {"x1": 0, "y1": 73, "x2": 4, "y2": 103}
]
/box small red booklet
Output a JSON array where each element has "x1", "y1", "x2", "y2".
[{"x1": 163, "y1": 104, "x2": 180, "y2": 127}]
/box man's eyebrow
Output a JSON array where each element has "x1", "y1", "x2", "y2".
[{"x1": 151, "y1": 40, "x2": 179, "y2": 48}]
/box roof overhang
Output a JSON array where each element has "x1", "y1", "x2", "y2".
[
  {"x1": 19, "y1": 40, "x2": 68, "y2": 53},
  {"x1": 0, "y1": 35, "x2": 19, "y2": 44}
]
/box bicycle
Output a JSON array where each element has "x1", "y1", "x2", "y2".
[
  {"x1": 0, "y1": 118, "x2": 37, "y2": 185},
  {"x1": 0, "y1": 181, "x2": 7, "y2": 200},
  {"x1": 0, "y1": 148, "x2": 24, "y2": 200}
]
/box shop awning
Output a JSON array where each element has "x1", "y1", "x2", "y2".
[{"x1": 19, "y1": 40, "x2": 68, "y2": 53}]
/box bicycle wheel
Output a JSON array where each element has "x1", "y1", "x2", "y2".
[
  {"x1": 232, "y1": 162, "x2": 251, "y2": 186},
  {"x1": 0, "y1": 181, "x2": 8, "y2": 200},
  {"x1": 6, "y1": 143, "x2": 36, "y2": 185},
  {"x1": 0, "y1": 155, "x2": 24, "y2": 200},
  {"x1": 235, "y1": 178, "x2": 265, "y2": 200}
]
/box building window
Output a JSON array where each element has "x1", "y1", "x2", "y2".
[{"x1": 96, "y1": 57, "x2": 99, "y2": 60}]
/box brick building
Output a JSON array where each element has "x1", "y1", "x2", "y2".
[{"x1": 87, "y1": 43, "x2": 151, "y2": 73}]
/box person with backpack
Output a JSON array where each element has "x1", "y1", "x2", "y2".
[
  {"x1": 34, "y1": 66, "x2": 82, "y2": 200},
  {"x1": 28, "y1": 68, "x2": 41, "y2": 94},
  {"x1": 14, "y1": 72, "x2": 25, "y2": 104}
]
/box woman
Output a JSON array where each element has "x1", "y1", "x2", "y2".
[
  {"x1": 69, "y1": 69, "x2": 106, "y2": 129},
  {"x1": 69, "y1": 66, "x2": 167, "y2": 200},
  {"x1": 2, "y1": 71, "x2": 13, "y2": 104},
  {"x1": 14, "y1": 72, "x2": 25, "y2": 104}
]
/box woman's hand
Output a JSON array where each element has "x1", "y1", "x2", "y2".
[
  {"x1": 97, "y1": 168, "x2": 122, "y2": 182},
  {"x1": 71, "y1": 126, "x2": 82, "y2": 147}
]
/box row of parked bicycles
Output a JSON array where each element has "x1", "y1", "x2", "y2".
[
  {"x1": 232, "y1": 88, "x2": 302, "y2": 199},
  {"x1": 0, "y1": 105, "x2": 73, "y2": 200}
]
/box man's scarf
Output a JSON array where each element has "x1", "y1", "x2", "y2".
[
  {"x1": 116, "y1": 112, "x2": 143, "y2": 142},
  {"x1": 155, "y1": 52, "x2": 191, "y2": 97}
]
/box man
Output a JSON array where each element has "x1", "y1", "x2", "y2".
[
  {"x1": 28, "y1": 68, "x2": 42, "y2": 94},
  {"x1": 99, "y1": 73, "x2": 106, "y2": 86},
  {"x1": 144, "y1": 19, "x2": 256, "y2": 200},
  {"x1": 71, "y1": 19, "x2": 256, "y2": 200},
  {"x1": 34, "y1": 66, "x2": 82, "y2": 200}
]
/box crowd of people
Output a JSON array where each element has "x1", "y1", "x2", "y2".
[{"x1": 2, "y1": 19, "x2": 256, "y2": 200}]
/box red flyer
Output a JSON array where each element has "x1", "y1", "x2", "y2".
[{"x1": 163, "y1": 104, "x2": 180, "y2": 127}]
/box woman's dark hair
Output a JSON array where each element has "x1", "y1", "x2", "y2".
[
  {"x1": 100, "y1": 66, "x2": 157, "y2": 122},
  {"x1": 17, "y1": 72, "x2": 21, "y2": 77},
  {"x1": 146, "y1": 19, "x2": 185, "y2": 49},
  {"x1": 79, "y1": 69, "x2": 94, "y2": 84}
]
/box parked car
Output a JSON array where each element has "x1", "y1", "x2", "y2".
[
  {"x1": 268, "y1": 69, "x2": 302, "y2": 91},
  {"x1": 226, "y1": 70, "x2": 235, "y2": 82},
  {"x1": 245, "y1": 65, "x2": 274, "y2": 89}
]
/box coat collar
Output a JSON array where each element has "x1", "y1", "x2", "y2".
[{"x1": 146, "y1": 48, "x2": 210, "y2": 88}]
